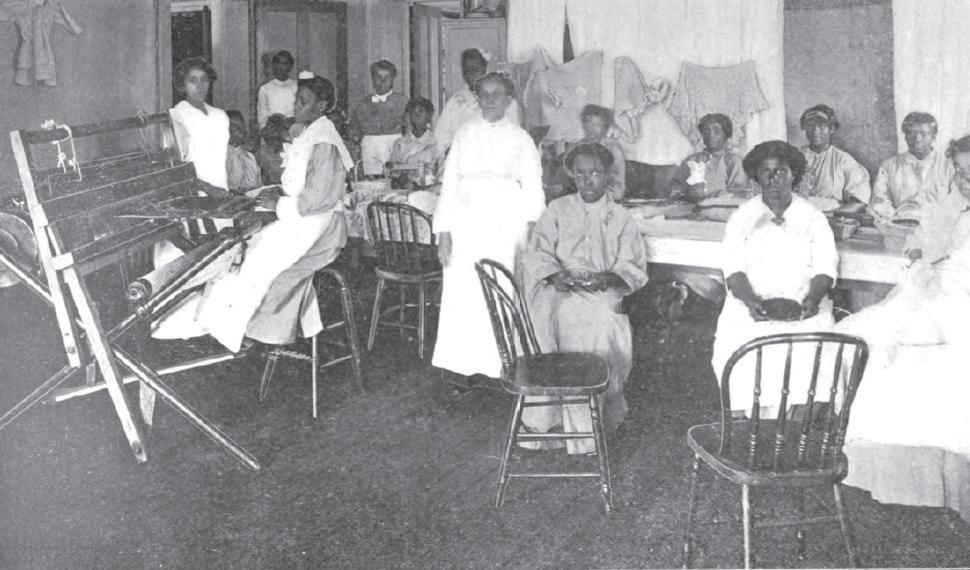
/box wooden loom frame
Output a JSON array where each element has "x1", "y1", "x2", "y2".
[{"x1": 0, "y1": 113, "x2": 261, "y2": 470}]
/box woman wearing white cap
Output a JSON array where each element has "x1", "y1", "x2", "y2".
[{"x1": 796, "y1": 104, "x2": 871, "y2": 208}]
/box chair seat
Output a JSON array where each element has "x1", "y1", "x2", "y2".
[
  {"x1": 375, "y1": 266, "x2": 441, "y2": 284},
  {"x1": 506, "y1": 352, "x2": 610, "y2": 397},
  {"x1": 687, "y1": 421, "x2": 848, "y2": 488}
]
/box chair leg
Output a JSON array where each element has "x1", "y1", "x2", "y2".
[
  {"x1": 683, "y1": 453, "x2": 701, "y2": 569},
  {"x1": 367, "y1": 276, "x2": 385, "y2": 351},
  {"x1": 311, "y1": 333, "x2": 319, "y2": 419},
  {"x1": 796, "y1": 490, "x2": 807, "y2": 561},
  {"x1": 417, "y1": 280, "x2": 427, "y2": 359},
  {"x1": 833, "y1": 484, "x2": 859, "y2": 567},
  {"x1": 741, "y1": 484, "x2": 754, "y2": 569},
  {"x1": 590, "y1": 395, "x2": 615, "y2": 514},
  {"x1": 340, "y1": 282, "x2": 365, "y2": 393},
  {"x1": 398, "y1": 283, "x2": 406, "y2": 338},
  {"x1": 259, "y1": 348, "x2": 280, "y2": 402},
  {"x1": 496, "y1": 394, "x2": 525, "y2": 509}
]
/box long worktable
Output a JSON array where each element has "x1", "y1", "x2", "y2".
[{"x1": 637, "y1": 217, "x2": 908, "y2": 285}]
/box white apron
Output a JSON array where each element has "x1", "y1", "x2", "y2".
[
  {"x1": 360, "y1": 133, "x2": 401, "y2": 175},
  {"x1": 154, "y1": 116, "x2": 353, "y2": 351}
]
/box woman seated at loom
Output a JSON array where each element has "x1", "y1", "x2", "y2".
[
  {"x1": 711, "y1": 141, "x2": 839, "y2": 416},
  {"x1": 519, "y1": 142, "x2": 648, "y2": 453},
  {"x1": 835, "y1": 135, "x2": 970, "y2": 522},
  {"x1": 153, "y1": 73, "x2": 354, "y2": 352}
]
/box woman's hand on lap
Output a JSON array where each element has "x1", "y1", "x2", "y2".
[
  {"x1": 800, "y1": 296, "x2": 821, "y2": 319},
  {"x1": 549, "y1": 271, "x2": 575, "y2": 292},
  {"x1": 747, "y1": 298, "x2": 768, "y2": 321}
]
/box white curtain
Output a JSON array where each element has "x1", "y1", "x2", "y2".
[
  {"x1": 893, "y1": 0, "x2": 970, "y2": 153},
  {"x1": 507, "y1": 0, "x2": 786, "y2": 165}
]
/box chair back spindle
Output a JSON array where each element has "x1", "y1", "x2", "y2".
[
  {"x1": 719, "y1": 332, "x2": 869, "y2": 473},
  {"x1": 474, "y1": 259, "x2": 540, "y2": 380},
  {"x1": 366, "y1": 202, "x2": 438, "y2": 275}
]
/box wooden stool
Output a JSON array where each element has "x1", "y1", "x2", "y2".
[{"x1": 259, "y1": 267, "x2": 364, "y2": 417}]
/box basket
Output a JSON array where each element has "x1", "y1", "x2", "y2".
[{"x1": 875, "y1": 219, "x2": 916, "y2": 253}]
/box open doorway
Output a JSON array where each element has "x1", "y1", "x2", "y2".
[{"x1": 171, "y1": 3, "x2": 213, "y2": 105}]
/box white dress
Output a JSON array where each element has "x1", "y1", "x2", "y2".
[
  {"x1": 151, "y1": 101, "x2": 231, "y2": 339},
  {"x1": 711, "y1": 195, "x2": 840, "y2": 415},
  {"x1": 257, "y1": 78, "x2": 297, "y2": 127},
  {"x1": 836, "y1": 192, "x2": 970, "y2": 521},
  {"x1": 431, "y1": 117, "x2": 545, "y2": 378}
]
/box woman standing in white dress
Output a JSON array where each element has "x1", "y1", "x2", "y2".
[{"x1": 432, "y1": 73, "x2": 545, "y2": 381}]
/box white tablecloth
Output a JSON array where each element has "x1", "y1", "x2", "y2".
[{"x1": 637, "y1": 217, "x2": 907, "y2": 285}]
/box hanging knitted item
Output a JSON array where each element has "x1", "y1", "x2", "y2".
[
  {"x1": 612, "y1": 57, "x2": 670, "y2": 144},
  {"x1": 666, "y1": 60, "x2": 769, "y2": 149},
  {"x1": 532, "y1": 49, "x2": 603, "y2": 142}
]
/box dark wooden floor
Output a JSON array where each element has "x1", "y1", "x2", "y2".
[{"x1": 0, "y1": 269, "x2": 968, "y2": 569}]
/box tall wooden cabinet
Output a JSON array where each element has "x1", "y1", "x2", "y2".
[{"x1": 411, "y1": 5, "x2": 507, "y2": 113}]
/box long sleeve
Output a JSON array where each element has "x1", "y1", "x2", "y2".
[
  {"x1": 724, "y1": 155, "x2": 751, "y2": 193},
  {"x1": 516, "y1": 134, "x2": 547, "y2": 225},
  {"x1": 432, "y1": 129, "x2": 463, "y2": 234},
  {"x1": 277, "y1": 144, "x2": 345, "y2": 220},
  {"x1": 721, "y1": 209, "x2": 748, "y2": 277},
  {"x1": 347, "y1": 99, "x2": 364, "y2": 144},
  {"x1": 610, "y1": 214, "x2": 649, "y2": 292},
  {"x1": 257, "y1": 85, "x2": 270, "y2": 128},
  {"x1": 434, "y1": 97, "x2": 463, "y2": 154},
  {"x1": 843, "y1": 156, "x2": 872, "y2": 203},
  {"x1": 525, "y1": 207, "x2": 565, "y2": 289},
  {"x1": 870, "y1": 160, "x2": 893, "y2": 219},
  {"x1": 808, "y1": 210, "x2": 839, "y2": 280}
]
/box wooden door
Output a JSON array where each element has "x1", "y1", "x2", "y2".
[
  {"x1": 411, "y1": 3, "x2": 444, "y2": 109},
  {"x1": 255, "y1": 1, "x2": 348, "y2": 111}
]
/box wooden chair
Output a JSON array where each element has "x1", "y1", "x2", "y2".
[
  {"x1": 683, "y1": 332, "x2": 869, "y2": 568},
  {"x1": 259, "y1": 267, "x2": 365, "y2": 417},
  {"x1": 474, "y1": 259, "x2": 615, "y2": 513},
  {"x1": 365, "y1": 202, "x2": 441, "y2": 358}
]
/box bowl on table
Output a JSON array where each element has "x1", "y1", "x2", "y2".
[
  {"x1": 761, "y1": 297, "x2": 803, "y2": 321},
  {"x1": 565, "y1": 269, "x2": 598, "y2": 287},
  {"x1": 829, "y1": 217, "x2": 860, "y2": 241}
]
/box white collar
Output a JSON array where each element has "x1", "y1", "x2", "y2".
[{"x1": 372, "y1": 91, "x2": 393, "y2": 103}]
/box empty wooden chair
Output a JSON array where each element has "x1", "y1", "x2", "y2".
[
  {"x1": 475, "y1": 259, "x2": 614, "y2": 513},
  {"x1": 366, "y1": 201, "x2": 441, "y2": 358},
  {"x1": 259, "y1": 267, "x2": 364, "y2": 417},
  {"x1": 683, "y1": 332, "x2": 869, "y2": 568}
]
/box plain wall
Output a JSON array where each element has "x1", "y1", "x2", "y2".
[
  {"x1": 0, "y1": 0, "x2": 169, "y2": 197},
  {"x1": 784, "y1": 0, "x2": 896, "y2": 173}
]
